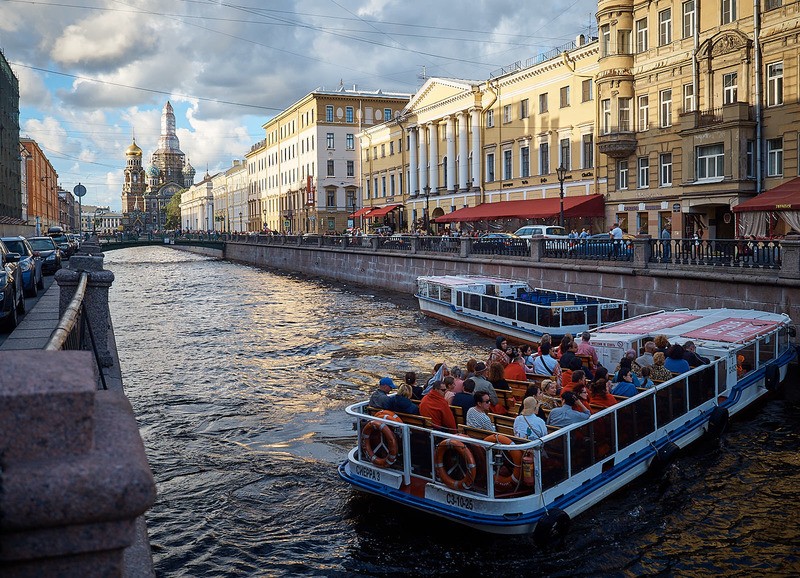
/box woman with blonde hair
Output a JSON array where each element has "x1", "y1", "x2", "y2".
[
  {"x1": 650, "y1": 352, "x2": 673, "y2": 381},
  {"x1": 386, "y1": 383, "x2": 419, "y2": 415},
  {"x1": 539, "y1": 379, "x2": 561, "y2": 411}
]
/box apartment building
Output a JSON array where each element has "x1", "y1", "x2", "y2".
[
  {"x1": 597, "y1": 0, "x2": 800, "y2": 239},
  {"x1": 20, "y1": 138, "x2": 59, "y2": 232}
]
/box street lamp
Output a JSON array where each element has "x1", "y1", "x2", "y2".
[
  {"x1": 556, "y1": 164, "x2": 567, "y2": 229},
  {"x1": 423, "y1": 185, "x2": 431, "y2": 234},
  {"x1": 239, "y1": 211, "x2": 243, "y2": 232}
]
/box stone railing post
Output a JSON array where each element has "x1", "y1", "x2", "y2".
[
  {"x1": 632, "y1": 235, "x2": 651, "y2": 269},
  {"x1": 778, "y1": 235, "x2": 800, "y2": 280},
  {"x1": 55, "y1": 253, "x2": 115, "y2": 367},
  {"x1": 460, "y1": 237, "x2": 470, "y2": 258},
  {"x1": 371, "y1": 236, "x2": 380, "y2": 251},
  {"x1": 530, "y1": 236, "x2": 544, "y2": 262},
  {"x1": 410, "y1": 236, "x2": 419, "y2": 254},
  {"x1": 342, "y1": 235, "x2": 350, "y2": 249}
]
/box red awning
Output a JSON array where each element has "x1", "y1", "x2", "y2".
[
  {"x1": 733, "y1": 177, "x2": 800, "y2": 212},
  {"x1": 367, "y1": 203, "x2": 403, "y2": 218},
  {"x1": 350, "y1": 207, "x2": 375, "y2": 218},
  {"x1": 434, "y1": 194, "x2": 605, "y2": 223}
]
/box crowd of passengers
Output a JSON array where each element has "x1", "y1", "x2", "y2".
[{"x1": 369, "y1": 332, "x2": 712, "y2": 440}]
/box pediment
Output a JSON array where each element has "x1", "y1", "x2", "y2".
[
  {"x1": 698, "y1": 30, "x2": 752, "y2": 59},
  {"x1": 405, "y1": 77, "x2": 480, "y2": 115}
]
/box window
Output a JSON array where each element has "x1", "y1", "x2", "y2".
[
  {"x1": 487, "y1": 109, "x2": 495, "y2": 127},
  {"x1": 503, "y1": 104, "x2": 512, "y2": 123},
  {"x1": 636, "y1": 18, "x2": 649, "y2": 52},
  {"x1": 389, "y1": 141, "x2": 394, "y2": 155},
  {"x1": 619, "y1": 98, "x2": 632, "y2": 131},
  {"x1": 767, "y1": 138, "x2": 783, "y2": 176},
  {"x1": 326, "y1": 133, "x2": 334, "y2": 149},
  {"x1": 520, "y1": 98, "x2": 529, "y2": 118},
  {"x1": 581, "y1": 79, "x2": 593, "y2": 102},
  {"x1": 767, "y1": 62, "x2": 783, "y2": 106},
  {"x1": 373, "y1": 178, "x2": 378, "y2": 198},
  {"x1": 486, "y1": 153, "x2": 495, "y2": 182},
  {"x1": 327, "y1": 159, "x2": 335, "y2": 176},
  {"x1": 381, "y1": 144, "x2": 385, "y2": 158},
  {"x1": 384, "y1": 108, "x2": 392, "y2": 121},
  {"x1": 560, "y1": 138, "x2": 571, "y2": 169},
  {"x1": 326, "y1": 105, "x2": 334, "y2": 122},
  {"x1": 723, "y1": 73, "x2": 738, "y2": 104},
  {"x1": 560, "y1": 86, "x2": 571, "y2": 108},
  {"x1": 346, "y1": 106, "x2": 354, "y2": 123},
  {"x1": 372, "y1": 147, "x2": 377, "y2": 160},
  {"x1": 766, "y1": 0, "x2": 782, "y2": 9},
  {"x1": 746, "y1": 140, "x2": 755, "y2": 178},
  {"x1": 582, "y1": 134, "x2": 594, "y2": 169},
  {"x1": 346, "y1": 134, "x2": 355, "y2": 150},
  {"x1": 617, "y1": 160, "x2": 629, "y2": 189},
  {"x1": 682, "y1": 1, "x2": 695, "y2": 38},
  {"x1": 539, "y1": 93, "x2": 548, "y2": 113},
  {"x1": 638, "y1": 95, "x2": 650, "y2": 131},
  {"x1": 503, "y1": 149, "x2": 512, "y2": 179},
  {"x1": 696, "y1": 144, "x2": 725, "y2": 179},
  {"x1": 326, "y1": 189, "x2": 335, "y2": 208},
  {"x1": 638, "y1": 156, "x2": 650, "y2": 188},
  {"x1": 618, "y1": 30, "x2": 631, "y2": 54},
  {"x1": 601, "y1": 24, "x2": 611, "y2": 56},
  {"x1": 683, "y1": 83, "x2": 695, "y2": 112},
  {"x1": 659, "y1": 153, "x2": 673, "y2": 186},
  {"x1": 659, "y1": 9, "x2": 672, "y2": 45},
  {"x1": 346, "y1": 160, "x2": 354, "y2": 177},
  {"x1": 660, "y1": 89, "x2": 672, "y2": 128},
  {"x1": 539, "y1": 143, "x2": 549, "y2": 175},
  {"x1": 601, "y1": 99, "x2": 611, "y2": 134},
  {"x1": 722, "y1": 0, "x2": 736, "y2": 24},
  {"x1": 521, "y1": 146, "x2": 530, "y2": 177},
  {"x1": 390, "y1": 174, "x2": 396, "y2": 195}
]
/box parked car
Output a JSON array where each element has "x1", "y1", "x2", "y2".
[
  {"x1": 1, "y1": 236, "x2": 44, "y2": 297},
  {"x1": 513, "y1": 225, "x2": 568, "y2": 239},
  {"x1": 28, "y1": 236, "x2": 62, "y2": 275},
  {"x1": 48, "y1": 228, "x2": 76, "y2": 258},
  {"x1": 572, "y1": 233, "x2": 635, "y2": 259},
  {"x1": 471, "y1": 232, "x2": 527, "y2": 255},
  {"x1": 0, "y1": 240, "x2": 25, "y2": 331}
]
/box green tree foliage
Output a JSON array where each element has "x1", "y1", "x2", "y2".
[{"x1": 166, "y1": 190, "x2": 183, "y2": 230}]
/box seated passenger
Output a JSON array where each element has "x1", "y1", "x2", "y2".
[
  {"x1": 488, "y1": 361, "x2": 511, "y2": 391},
  {"x1": 610, "y1": 368, "x2": 638, "y2": 397},
  {"x1": 532, "y1": 343, "x2": 562, "y2": 383},
  {"x1": 654, "y1": 334, "x2": 671, "y2": 355},
  {"x1": 419, "y1": 380, "x2": 457, "y2": 432},
  {"x1": 472, "y1": 361, "x2": 500, "y2": 407},
  {"x1": 385, "y1": 383, "x2": 419, "y2": 415},
  {"x1": 635, "y1": 341, "x2": 656, "y2": 369},
  {"x1": 682, "y1": 341, "x2": 710, "y2": 367},
  {"x1": 404, "y1": 371, "x2": 423, "y2": 400},
  {"x1": 488, "y1": 335, "x2": 511, "y2": 367},
  {"x1": 538, "y1": 379, "x2": 561, "y2": 412},
  {"x1": 514, "y1": 397, "x2": 547, "y2": 440},
  {"x1": 650, "y1": 352, "x2": 674, "y2": 381},
  {"x1": 589, "y1": 378, "x2": 617, "y2": 410},
  {"x1": 466, "y1": 392, "x2": 496, "y2": 432},
  {"x1": 504, "y1": 355, "x2": 528, "y2": 382},
  {"x1": 639, "y1": 366, "x2": 655, "y2": 388},
  {"x1": 370, "y1": 376, "x2": 397, "y2": 409},
  {"x1": 547, "y1": 391, "x2": 591, "y2": 427},
  {"x1": 664, "y1": 344, "x2": 691, "y2": 374},
  {"x1": 575, "y1": 331, "x2": 599, "y2": 368},
  {"x1": 449, "y1": 366, "x2": 465, "y2": 393},
  {"x1": 452, "y1": 378, "x2": 477, "y2": 416}
]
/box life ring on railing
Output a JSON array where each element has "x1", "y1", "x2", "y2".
[
  {"x1": 374, "y1": 410, "x2": 403, "y2": 423},
  {"x1": 360, "y1": 419, "x2": 400, "y2": 468},
  {"x1": 434, "y1": 438, "x2": 477, "y2": 491},
  {"x1": 483, "y1": 434, "x2": 523, "y2": 494}
]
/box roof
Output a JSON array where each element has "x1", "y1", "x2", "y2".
[
  {"x1": 434, "y1": 194, "x2": 605, "y2": 223},
  {"x1": 732, "y1": 177, "x2": 800, "y2": 212}
]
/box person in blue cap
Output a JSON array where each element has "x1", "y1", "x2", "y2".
[{"x1": 370, "y1": 376, "x2": 396, "y2": 409}]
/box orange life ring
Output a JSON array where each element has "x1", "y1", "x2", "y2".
[
  {"x1": 484, "y1": 434, "x2": 523, "y2": 494},
  {"x1": 360, "y1": 419, "x2": 399, "y2": 468},
  {"x1": 434, "y1": 438, "x2": 477, "y2": 491},
  {"x1": 374, "y1": 410, "x2": 403, "y2": 423}
]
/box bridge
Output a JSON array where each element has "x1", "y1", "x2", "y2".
[{"x1": 99, "y1": 237, "x2": 224, "y2": 251}]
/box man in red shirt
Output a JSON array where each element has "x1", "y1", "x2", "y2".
[
  {"x1": 503, "y1": 354, "x2": 528, "y2": 382},
  {"x1": 419, "y1": 380, "x2": 457, "y2": 432}
]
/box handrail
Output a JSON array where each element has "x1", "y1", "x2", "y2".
[{"x1": 44, "y1": 272, "x2": 88, "y2": 351}]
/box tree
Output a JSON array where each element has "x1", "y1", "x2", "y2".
[{"x1": 165, "y1": 190, "x2": 183, "y2": 230}]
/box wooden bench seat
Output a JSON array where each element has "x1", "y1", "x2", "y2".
[
  {"x1": 450, "y1": 404, "x2": 465, "y2": 426},
  {"x1": 457, "y1": 424, "x2": 528, "y2": 445},
  {"x1": 365, "y1": 406, "x2": 433, "y2": 428}
]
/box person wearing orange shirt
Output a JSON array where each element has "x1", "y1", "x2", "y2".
[
  {"x1": 419, "y1": 380, "x2": 457, "y2": 432},
  {"x1": 503, "y1": 355, "x2": 528, "y2": 382}
]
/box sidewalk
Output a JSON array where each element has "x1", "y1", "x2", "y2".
[{"x1": 0, "y1": 281, "x2": 60, "y2": 350}]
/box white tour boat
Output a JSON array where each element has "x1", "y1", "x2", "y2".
[
  {"x1": 339, "y1": 308, "x2": 796, "y2": 540},
  {"x1": 415, "y1": 274, "x2": 628, "y2": 342}
]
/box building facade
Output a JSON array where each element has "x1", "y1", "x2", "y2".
[
  {"x1": 0, "y1": 50, "x2": 22, "y2": 221},
  {"x1": 20, "y1": 138, "x2": 59, "y2": 233}
]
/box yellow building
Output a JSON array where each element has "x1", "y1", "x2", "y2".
[{"x1": 597, "y1": 0, "x2": 800, "y2": 239}]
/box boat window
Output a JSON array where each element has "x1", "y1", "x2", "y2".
[
  {"x1": 655, "y1": 377, "x2": 689, "y2": 427},
  {"x1": 465, "y1": 292, "x2": 481, "y2": 312},
  {"x1": 600, "y1": 303, "x2": 625, "y2": 324},
  {"x1": 778, "y1": 325, "x2": 788, "y2": 353},
  {"x1": 716, "y1": 359, "x2": 728, "y2": 396},
  {"x1": 737, "y1": 344, "x2": 756, "y2": 377},
  {"x1": 688, "y1": 366, "x2": 716, "y2": 410},
  {"x1": 616, "y1": 395, "x2": 656, "y2": 450},
  {"x1": 561, "y1": 306, "x2": 587, "y2": 329},
  {"x1": 758, "y1": 334, "x2": 775, "y2": 366},
  {"x1": 517, "y1": 302, "x2": 538, "y2": 326},
  {"x1": 440, "y1": 287, "x2": 451, "y2": 304},
  {"x1": 541, "y1": 436, "x2": 568, "y2": 490},
  {"x1": 481, "y1": 295, "x2": 498, "y2": 317},
  {"x1": 456, "y1": 290, "x2": 463, "y2": 308},
  {"x1": 498, "y1": 298, "x2": 516, "y2": 320}
]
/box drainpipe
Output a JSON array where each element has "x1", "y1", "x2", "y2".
[
  {"x1": 753, "y1": 0, "x2": 763, "y2": 195},
  {"x1": 481, "y1": 80, "x2": 499, "y2": 205},
  {"x1": 693, "y1": 2, "x2": 699, "y2": 113}
]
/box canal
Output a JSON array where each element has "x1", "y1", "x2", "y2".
[{"x1": 107, "y1": 246, "x2": 800, "y2": 577}]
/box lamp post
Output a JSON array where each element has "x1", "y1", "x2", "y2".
[
  {"x1": 556, "y1": 164, "x2": 567, "y2": 229},
  {"x1": 262, "y1": 207, "x2": 267, "y2": 232},
  {"x1": 239, "y1": 211, "x2": 243, "y2": 232},
  {"x1": 423, "y1": 185, "x2": 431, "y2": 234}
]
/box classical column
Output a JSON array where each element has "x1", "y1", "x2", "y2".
[
  {"x1": 470, "y1": 108, "x2": 481, "y2": 190},
  {"x1": 408, "y1": 127, "x2": 419, "y2": 197},
  {"x1": 445, "y1": 116, "x2": 456, "y2": 192},
  {"x1": 458, "y1": 112, "x2": 469, "y2": 191},
  {"x1": 428, "y1": 122, "x2": 439, "y2": 193},
  {"x1": 419, "y1": 124, "x2": 428, "y2": 193}
]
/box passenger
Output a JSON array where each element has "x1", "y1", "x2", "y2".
[
  {"x1": 566, "y1": 370, "x2": 588, "y2": 394},
  {"x1": 547, "y1": 391, "x2": 591, "y2": 427},
  {"x1": 650, "y1": 352, "x2": 674, "y2": 381},
  {"x1": 452, "y1": 378, "x2": 477, "y2": 416},
  {"x1": 422, "y1": 362, "x2": 449, "y2": 395},
  {"x1": 520, "y1": 344, "x2": 537, "y2": 368},
  {"x1": 466, "y1": 392, "x2": 496, "y2": 432},
  {"x1": 593, "y1": 366, "x2": 609, "y2": 383},
  {"x1": 385, "y1": 383, "x2": 419, "y2": 415},
  {"x1": 654, "y1": 334, "x2": 671, "y2": 355},
  {"x1": 514, "y1": 397, "x2": 548, "y2": 440},
  {"x1": 419, "y1": 380, "x2": 457, "y2": 432},
  {"x1": 664, "y1": 344, "x2": 691, "y2": 374},
  {"x1": 504, "y1": 354, "x2": 528, "y2": 382},
  {"x1": 539, "y1": 379, "x2": 561, "y2": 412},
  {"x1": 404, "y1": 371, "x2": 423, "y2": 400},
  {"x1": 682, "y1": 341, "x2": 710, "y2": 367},
  {"x1": 610, "y1": 368, "x2": 638, "y2": 397},
  {"x1": 443, "y1": 376, "x2": 457, "y2": 403},
  {"x1": 635, "y1": 341, "x2": 657, "y2": 369},
  {"x1": 589, "y1": 378, "x2": 617, "y2": 410},
  {"x1": 639, "y1": 366, "x2": 655, "y2": 388},
  {"x1": 488, "y1": 335, "x2": 512, "y2": 367},
  {"x1": 614, "y1": 349, "x2": 642, "y2": 377},
  {"x1": 450, "y1": 366, "x2": 465, "y2": 393},
  {"x1": 471, "y1": 362, "x2": 499, "y2": 407},
  {"x1": 518, "y1": 384, "x2": 545, "y2": 419},
  {"x1": 614, "y1": 356, "x2": 643, "y2": 386},
  {"x1": 537, "y1": 333, "x2": 552, "y2": 355},
  {"x1": 559, "y1": 339, "x2": 579, "y2": 369},
  {"x1": 554, "y1": 335, "x2": 573, "y2": 360},
  {"x1": 532, "y1": 343, "x2": 562, "y2": 385},
  {"x1": 465, "y1": 358, "x2": 478, "y2": 379},
  {"x1": 487, "y1": 361, "x2": 511, "y2": 391},
  {"x1": 370, "y1": 376, "x2": 397, "y2": 409},
  {"x1": 560, "y1": 356, "x2": 583, "y2": 386},
  {"x1": 575, "y1": 331, "x2": 599, "y2": 368}
]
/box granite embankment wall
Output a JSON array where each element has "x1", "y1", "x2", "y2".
[{"x1": 174, "y1": 241, "x2": 800, "y2": 325}]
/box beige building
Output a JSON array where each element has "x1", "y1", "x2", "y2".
[
  {"x1": 597, "y1": 0, "x2": 800, "y2": 239},
  {"x1": 359, "y1": 37, "x2": 604, "y2": 234}
]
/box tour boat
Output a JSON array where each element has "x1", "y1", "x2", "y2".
[
  {"x1": 415, "y1": 274, "x2": 628, "y2": 343},
  {"x1": 338, "y1": 308, "x2": 796, "y2": 539}
]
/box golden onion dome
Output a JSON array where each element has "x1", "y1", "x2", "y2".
[{"x1": 125, "y1": 140, "x2": 143, "y2": 156}]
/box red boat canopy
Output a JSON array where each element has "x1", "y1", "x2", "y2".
[
  {"x1": 434, "y1": 194, "x2": 605, "y2": 223},
  {"x1": 733, "y1": 177, "x2": 800, "y2": 212}
]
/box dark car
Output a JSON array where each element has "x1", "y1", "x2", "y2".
[
  {"x1": 48, "y1": 232, "x2": 76, "y2": 258},
  {"x1": 0, "y1": 240, "x2": 25, "y2": 331},
  {"x1": 28, "y1": 236, "x2": 62, "y2": 274},
  {"x1": 572, "y1": 233, "x2": 635, "y2": 260},
  {"x1": 1, "y1": 236, "x2": 44, "y2": 297},
  {"x1": 471, "y1": 233, "x2": 528, "y2": 255}
]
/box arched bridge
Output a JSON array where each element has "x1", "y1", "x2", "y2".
[{"x1": 99, "y1": 238, "x2": 224, "y2": 252}]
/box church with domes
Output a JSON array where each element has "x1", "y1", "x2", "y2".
[{"x1": 122, "y1": 101, "x2": 195, "y2": 232}]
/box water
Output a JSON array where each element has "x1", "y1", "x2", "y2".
[{"x1": 107, "y1": 246, "x2": 800, "y2": 577}]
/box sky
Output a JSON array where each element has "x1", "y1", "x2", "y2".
[{"x1": 1, "y1": 0, "x2": 597, "y2": 211}]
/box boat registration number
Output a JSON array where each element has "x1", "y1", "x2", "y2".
[
  {"x1": 445, "y1": 492, "x2": 474, "y2": 511},
  {"x1": 354, "y1": 464, "x2": 382, "y2": 482},
  {"x1": 600, "y1": 303, "x2": 621, "y2": 309},
  {"x1": 563, "y1": 306, "x2": 585, "y2": 312}
]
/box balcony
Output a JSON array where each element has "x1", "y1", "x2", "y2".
[
  {"x1": 597, "y1": 127, "x2": 637, "y2": 159},
  {"x1": 679, "y1": 103, "x2": 754, "y2": 132}
]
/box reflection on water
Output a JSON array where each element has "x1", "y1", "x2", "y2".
[{"x1": 107, "y1": 246, "x2": 800, "y2": 577}]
